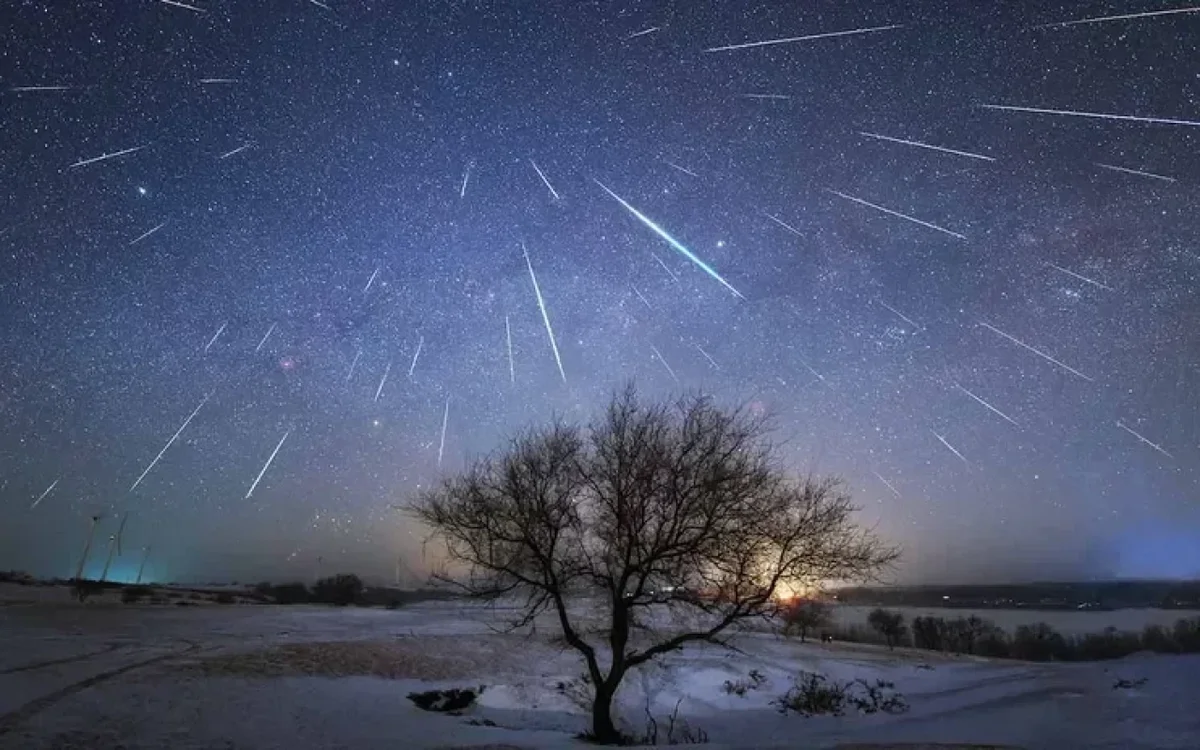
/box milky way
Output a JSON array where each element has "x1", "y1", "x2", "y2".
[{"x1": 2, "y1": 1, "x2": 1198, "y2": 585}]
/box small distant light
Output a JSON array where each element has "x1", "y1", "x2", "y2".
[
  {"x1": 943, "y1": 595, "x2": 950, "y2": 600},
  {"x1": 137, "y1": 186, "x2": 147, "y2": 195}
]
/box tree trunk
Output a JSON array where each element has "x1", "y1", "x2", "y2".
[{"x1": 591, "y1": 683, "x2": 620, "y2": 744}]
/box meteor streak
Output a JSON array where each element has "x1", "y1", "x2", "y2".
[
  {"x1": 879, "y1": 301, "x2": 921, "y2": 330},
  {"x1": 1045, "y1": 262, "x2": 1112, "y2": 291},
  {"x1": 978, "y1": 321, "x2": 1093, "y2": 381},
  {"x1": 437, "y1": 398, "x2": 450, "y2": 468},
  {"x1": 345, "y1": 349, "x2": 361, "y2": 383},
  {"x1": 705, "y1": 24, "x2": 903, "y2": 52},
  {"x1": 652, "y1": 253, "x2": 680, "y2": 282},
  {"x1": 160, "y1": 0, "x2": 205, "y2": 11},
  {"x1": 199, "y1": 78, "x2": 239, "y2": 84},
  {"x1": 128, "y1": 222, "x2": 167, "y2": 246},
  {"x1": 246, "y1": 430, "x2": 291, "y2": 499},
  {"x1": 1096, "y1": 162, "x2": 1176, "y2": 183},
  {"x1": 408, "y1": 336, "x2": 424, "y2": 378},
  {"x1": 627, "y1": 26, "x2": 660, "y2": 38},
  {"x1": 529, "y1": 160, "x2": 561, "y2": 200},
  {"x1": 981, "y1": 104, "x2": 1200, "y2": 129},
  {"x1": 743, "y1": 93, "x2": 792, "y2": 100},
  {"x1": 633, "y1": 286, "x2": 653, "y2": 311},
  {"x1": 1116, "y1": 420, "x2": 1173, "y2": 459},
  {"x1": 374, "y1": 362, "x2": 392, "y2": 402},
  {"x1": 129, "y1": 394, "x2": 209, "y2": 493},
  {"x1": 31, "y1": 479, "x2": 59, "y2": 510},
  {"x1": 505, "y1": 315, "x2": 515, "y2": 385},
  {"x1": 932, "y1": 430, "x2": 970, "y2": 466},
  {"x1": 218, "y1": 142, "x2": 252, "y2": 160},
  {"x1": 69, "y1": 145, "x2": 147, "y2": 169},
  {"x1": 664, "y1": 161, "x2": 698, "y2": 177},
  {"x1": 10, "y1": 85, "x2": 71, "y2": 92},
  {"x1": 696, "y1": 344, "x2": 719, "y2": 370},
  {"x1": 595, "y1": 179, "x2": 744, "y2": 298},
  {"x1": 460, "y1": 163, "x2": 471, "y2": 198},
  {"x1": 204, "y1": 322, "x2": 227, "y2": 354},
  {"x1": 523, "y1": 243, "x2": 567, "y2": 382},
  {"x1": 827, "y1": 189, "x2": 966, "y2": 239},
  {"x1": 859, "y1": 131, "x2": 995, "y2": 162},
  {"x1": 649, "y1": 344, "x2": 680, "y2": 384},
  {"x1": 363, "y1": 266, "x2": 379, "y2": 292},
  {"x1": 873, "y1": 470, "x2": 902, "y2": 498},
  {"x1": 764, "y1": 213, "x2": 804, "y2": 237},
  {"x1": 1036, "y1": 6, "x2": 1200, "y2": 29},
  {"x1": 255, "y1": 323, "x2": 276, "y2": 353},
  {"x1": 955, "y1": 383, "x2": 1019, "y2": 427}
]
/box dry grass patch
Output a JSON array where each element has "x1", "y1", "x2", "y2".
[{"x1": 188, "y1": 638, "x2": 531, "y2": 681}]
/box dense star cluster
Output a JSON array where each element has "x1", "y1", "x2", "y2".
[{"x1": 1, "y1": 1, "x2": 1198, "y2": 585}]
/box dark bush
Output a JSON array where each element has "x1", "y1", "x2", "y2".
[
  {"x1": 1010, "y1": 623, "x2": 1071, "y2": 661},
  {"x1": 911, "y1": 616, "x2": 945, "y2": 651},
  {"x1": 867, "y1": 608, "x2": 907, "y2": 649},
  {"x1": 1072, "y1": 627, "x2": 1142, "y2": 661},
  {"x1": 121, "y1": 585, "x2": 154, "y2": 604},
  {"x1": 1173, "y1": 617, "x2": 1200, "y2": 653},
  {"x1": 1141, "y1": 624, "x2": 1176, "y2": 653},
  {"x1": 264, "y1": 582, "x2": 311, "y2": 604},
  {"x1": 311, "y1": 573, "x2": 364, "y2": 606},
  {"x1": 774, "y1": 673, "x2": 907, "y2": 717},
  {"x1": 407, "y1": 687, "x2": 480, "y2": 712},
  {"x1": 214, "y1": 592, "x2": 236, "y2": 605}
]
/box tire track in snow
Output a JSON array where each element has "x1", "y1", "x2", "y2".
[
  {"x1": 0, "y1": 640, "x2": 201, "y2": 736},
  {"x1": 0, "y1": 643, "x2": 125, "y2": 675}
]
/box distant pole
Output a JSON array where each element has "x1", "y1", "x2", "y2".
[
  {"x1": 135, "y1": 546, "x2": 151, "y2": 585},
  {"x1": 315, "y1": 555, "x2": 323, "y2": 582},
  {"x1": 74, "y1": 515, "x2": 102, "y2": 582},
  {"x1": 99, "y1": 535, "x2": 118, "y2": 582}
]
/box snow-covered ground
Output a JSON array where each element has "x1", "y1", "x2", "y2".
[{"x1": 1, "y1": 585, "x2": 1197, "y2": 749}]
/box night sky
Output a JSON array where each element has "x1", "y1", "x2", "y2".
[{"x1": 2, "y1": 1, "x2": 1199, "y2": 586}]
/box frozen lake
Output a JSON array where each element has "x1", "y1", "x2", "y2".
[{"x1": 1, "y1": 586, "x2": 1198, "y2": 749}]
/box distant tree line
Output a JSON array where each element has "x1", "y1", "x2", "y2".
[{"x1": 786, "y1": 604, "x2": 1200, "y2": 661}]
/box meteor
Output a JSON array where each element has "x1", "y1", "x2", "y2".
[
  {"x1": 529, "y1": 160, "x2": 561, "y2": 200},
  {"x1": 218, "y1": 142, "x2": 253, "y2": 160},
  {"x1": 255, "y1": 323, "x2": 276, "y2": 353},
  {"x1": 981, "y1": 104, "x2": 1200, "y2": 129},
  {"x1": 31, "y1": 479, "x2": 59, "y2": 510},
  {"x1": 978, "y1": 321, "x2": 1093, "y2": 381},
  {"x1": 407, "y1": 335, "x2": 424, "y2": 378},
  {"x1": 859, "y1": 131, "x2": 995, "y2": 162},
  {"x1": 505, "y1": 315, "x2": 515, "y2": 385},
  {"x1": 649, "y1": 344, "x2": 680, "y2": 384},
  {"x1": 130, "y1": 394, "x2": 210, "y2": 493},
  {"x1": 664, "y1": 161, "x2": 699, "y2": 178},
  {"x1": 706, "y1": 24, "x2": 903, "y2": 52},
  {"x1": 245, "y1": 430, "x2": 291, "y2": 499},
  {"x1": 627, "y1": 26, "x2": 660, "y2": 39},
  {"x1": 1095, "y1": 163, "x2": 1176, "y2": 183},
  {"x1": 827, "y1": 189, "x2": 966, "y2": 240},
  {"x1": 374, "y1": 362, "x2": 392, "y2": 402},
  {"x1": 1116, "y1": 420, "x2": 1173, "y2": 459},
  {"x1": 364, "y1": 266, "x2": 379, "y2": 292},
  {"x1": 522, "y1": 243, "x2": 567, "y2": 382},
  {"x1": 1044, "y1": 262, "x2": 1112, "y2": 291},
  {"x1": 932, "y1": 430, "x2": 970, "y2": 466},
  {"x1": 696, "y1": 344, "x2": 719, "y2": 370},
  {"x1": 764, "y1": 213, "x2": 804, "y2": 238},
  {"x1": 160, "y1": 0, "x2": 205, "y2": 11},
  {"x1": 594, "y1": 179, "x2": 744, "y2": 298},
  {"x1": 873, "y1": 470, "x2": 902, "y2": 499},
  {"x1": 10, "y1": 85, "x2": 72, "y2": 92},
  {"x1": 437, "y1": 398, "x2": 450, "y2": 468},
  {"x1": 69, "y1": 145, "x2": 148, "y2": 169},
  {"x1": 204, "y1": 322, "x2": 227, "y2": 354},
  {"x1": 1036, "y1": 6, "x2": 1200, "y2": 29},
  {"x1": 128, "y1": 222, "x2": 167, "y2": 246},
  {"x1": 954, "y1": 383, "x2": 1019, "y2": 427},
  {"x1": 879, "y1": 301, "x2": 921, "y2": 330}
]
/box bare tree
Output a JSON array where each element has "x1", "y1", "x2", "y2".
[
  {"x1": 781, "y1": 599, "x2": 833, "y2": 643},
  {"x1": 408, "y1": 384, "x2": 898, "y2": 744}
]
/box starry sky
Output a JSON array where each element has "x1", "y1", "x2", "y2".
[{"x1": 2, "y1": 0, "x2": 1199, "y2": 587}]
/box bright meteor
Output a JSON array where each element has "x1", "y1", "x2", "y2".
[{"x1": 593, "y1": 179, "x2": 744, "y2": 299}]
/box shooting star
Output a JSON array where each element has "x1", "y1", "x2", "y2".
[
  {"x1": 955, "y1": 383, "x2": 1020, "y2": 427},
  {"x1": 800, "y1": 360, "x2": 827, "y2": 383},
  {"x1": 649, "y1": 344, "x2": 680, "y2": 384},
  {"x1": 980, "y1": 104, "x2": 1200, "y2": 129},
  {"x1": 743, "y1": 93, "x2": 792, "y2": 100},
  {"x1": 627, "y1": 26, "x2": 660, "y2": 39},
  {"x1": 529, "y1": 159, "x2": 561, "y2": 200},
  {"x1": 374, "y1": 362, "x2": 392, "y2": 402},
  {"x1": 10, "y1": 85, "x2": 72, "y2": 92},
  {"x1": 1045, "y1": 262, "x2": 1113, "y2": 291},
  {"x1": 522, "y1": 243, "x2": 567, "y2": 382},
  {"x1": 245, "y1": 430, "x2": 291, "y2": 499},
  {"x1": 696, "y1": 344, "x2": 719, "y2": 370},
  {"x1": 204, "y1": 322, "x2": 227, "y2": 354},
  {"x1": 879, "y1": 301, "x2": 921, "y2": 330},
  {"x1": 1036, "y1": 6, "x2": 1200, "y2": 29},
  {"x1": 859, "y1": 131, "x2": 996, "y2": 162},
  {"x1": 255, "y1": 322, "x2": 276, "y2": 353},
  {"x1": 363, "y1": 266, "x2": 379, "y2": 293},
  {"x1": 505, "y1": 315, "x2": 515, "y2": 385},
  {"x1": 595, "y1": 179, "x2": 744, "y2": 298},
  {"x1": 460, "y1": 162, "x2": 471, "y2": 198},
  {"x1": 873, "y1": 471, "x2": 902, "y2": 499},
  {"x1": 218, "y1": 142, "x2": 253, "y2": 160},
  {"x1": 764, "y1": 213, "x2": 804, "y2": 238},
  {"x1": 407, "y1": 335, "x2": 424, "y2": 378},
  {"x1": 827, "y1": 189, "x2": 967, "y2": 240},
  {"x1": 652, "y1": 253, "x2": 680, "y2": 282},
  {"x1": 31, "y1": 479, "x2": 59, "y2": 510},
  {"x1": 437, "y1": 397, "x2": 450, "y2": 468},
  {"x1": 129, "y1": 394, "x2": 210, "y2": 493},
  {"x1": 128, "y1": 222, "x2": 166, "y2": 246},
  {"x1": 978, "y1": 321, "x2": 1093, "y2": 381},
  {"x1": 1095, "y1": 162, "x2": 1176, "y2": 183},
  {"x1": 1116, "y1": 420, "x2": 1174, "y2": 459},
  {"x1": 706, "y1": 24, "x2": 902, "y2": 52},
  {"x1": 199, "y1": 78, "x2": 239, "y2": 85},
  {"x1": 69, "y1": 145, "x2": 147, "y2": 169},
  {"x1": 664, "y1": 160, "x2": 699, "y2": 178},
  {"x1": 345, "y1": 349, "x2": 361, "y2": 383},
  {"x1": 632, "y1": 286, "x2": 654, "y2": 311},
  {"x1": 160, "y1": 0, "x2": 206, "y2": 11},
  {"x1": 932, "y1": 430, "x2": 970, "y2": 466}
]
